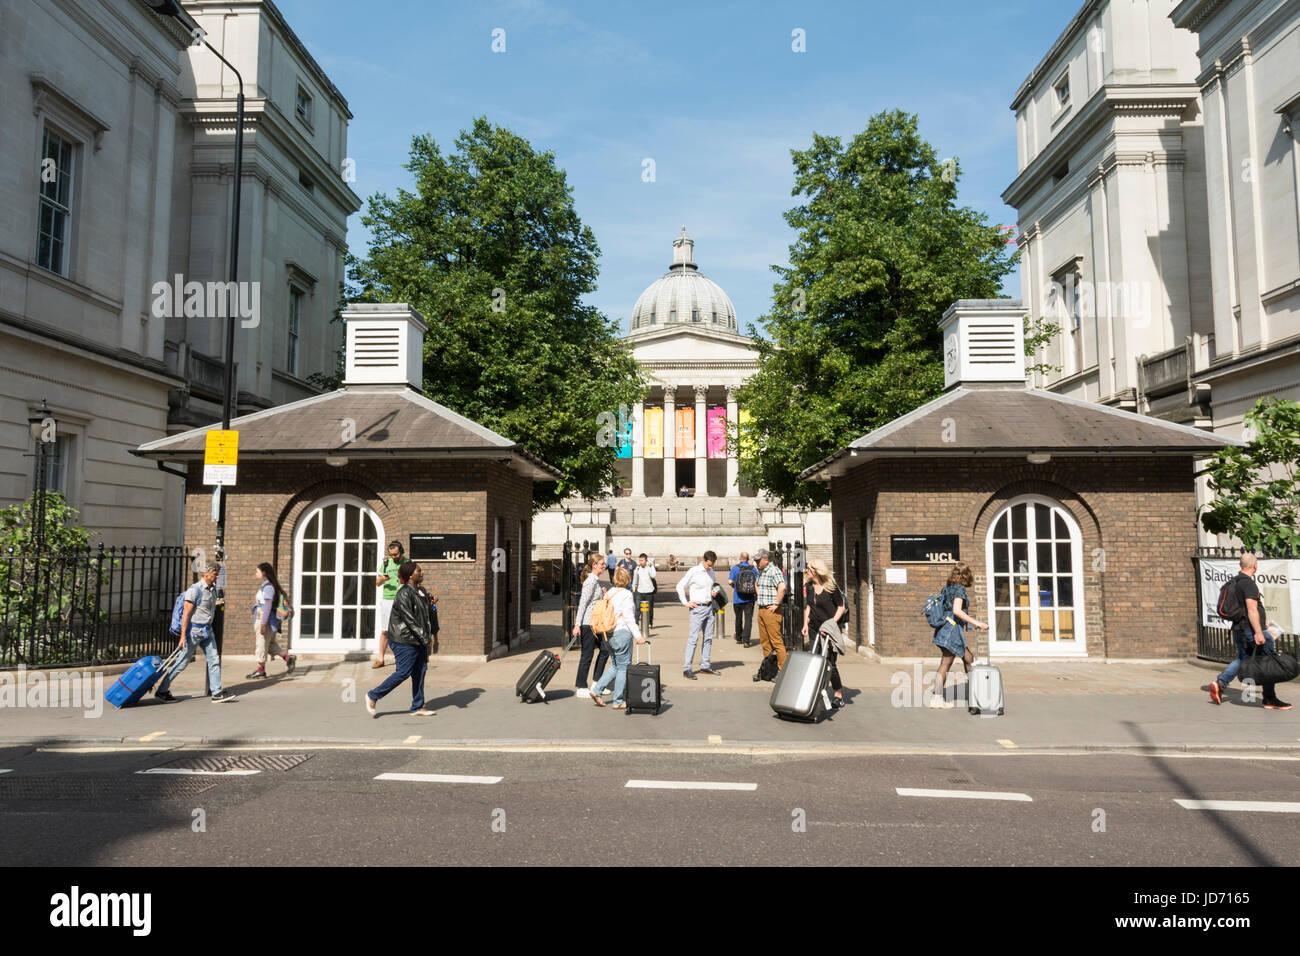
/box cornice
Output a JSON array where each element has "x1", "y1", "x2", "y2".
[
  {"x1": 1170, "y1": 0, "x2": 1232, "y2": 32},
  {"x1": 30, "y1": 73, "x2": 112, "y2": 151},
  {"x1": 1003, "y1": 84, "x2": 1200, "y2": 210}
]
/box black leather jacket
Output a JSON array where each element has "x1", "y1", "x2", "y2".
[{"x1": 388, "y1": 583, "x2": 431, "y2": 646}]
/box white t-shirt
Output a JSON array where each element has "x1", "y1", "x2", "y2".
[{"x1": 633, "y1": 565, "x2": 656, "y2": 594}]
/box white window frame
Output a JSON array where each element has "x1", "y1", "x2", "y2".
[
  {"x1": 36, "y1": 126, "x2": 76, "y2": 276},
  {"x1": 291, "y1": 495, "x2": 385, "y2": 653},
  {"x1": 295, "y1": 84, "x2": 313, "y2": 127},
  {"x1": 1053, "y1": 71, "x2": 1071, "y2": 113},
  {"x1": 984, "y1": 494, "x2": 1087, "y2": 658},
  {"x1": 287, "y1": 287, "x2": 303, "y2": 376}
]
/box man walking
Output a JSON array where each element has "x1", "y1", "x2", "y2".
[
  {"x1": 1210, "y1": 553, "x2": 1291, "y2": 710},
  {"x1": 366, "y1": 561, "x2": 435, "y2": 717},
  {"x1": 617, "y1": 547, "x2": 637, "y2": 581},
  {"x1": 633, "y1": 552, "x2": 657, "y2": 629},
  {"x1": 155, "y1": 562, "x2": 235, "y2": 703},
  {"x1": 605, "y1": 549, "x2": 617, "y2": 585},
  {"x1": 754, "y1": 548, "x2": 788, "y2": 673},
  {"x1": 676, "y1": 550, "x2": 720, "y2": 679},
  {"x1": 729, "y1": 551, "x2": 757, "y2": 646},
  {"x1": 373, "y1": 540, "x2": 404, "y2": 668}
]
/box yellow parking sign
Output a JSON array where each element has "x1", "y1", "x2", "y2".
[{"x1": 203, "y1": 430, "x2": 238, "y2": 485}]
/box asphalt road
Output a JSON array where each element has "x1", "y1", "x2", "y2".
[{"x1": 1, "y1": 745, "x2": 1297, "y2": 867}]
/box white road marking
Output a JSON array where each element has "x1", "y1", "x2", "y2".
[
  {"x1": 1175, "y1": 799, "x2": 1300, "y2": 813},
  {"x1": 897, "y1": 787, "x2": 1032, "y2": 802},
  {"x1": 375, "y1": 772, "x2": 502, "y2": 784},
  {"x1": 0, "y1": 769, "x2": 11, "y2": 775},
  {"x1": 707, "y1": 735, "x2": 722, "y2": 745},
  {"x1": 626, "y1": 780, "x2": 757, "y2": 791},
  {"x1": 996, "y1": 739, "x2": 1018, "y2": 749},
  {"x1": 403, "y1": 735, "x2": 422, "y2": 744},
  {"x1": 137, "y1": 768, "x2": 261, "y2": 776}
]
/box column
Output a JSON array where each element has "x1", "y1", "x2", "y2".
[
  {"x1": 725, "y1": 385, "x2": 739, "y2": 497},
  {"x1": 631, "y1": 399, "x2": 645, "y2": 497},
  {"x1": 694, "y1": 384, "x2": 708, "y2": 498},
  {"x1": 662, "y1": 386, "x2": 675, "y2": 497}
]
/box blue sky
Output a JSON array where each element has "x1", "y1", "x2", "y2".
[{"x1": 277, "y1": 0, "x2": 1083, "y2": 334}]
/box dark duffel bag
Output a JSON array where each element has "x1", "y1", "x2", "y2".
[
  {"x1": 753, "y1": 651, "x2": 779, "y2": 683},
  {"x1": 1240, "y1": 645, "x2": 1300, "y2": 685}
]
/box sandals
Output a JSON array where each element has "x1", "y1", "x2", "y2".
[
  {"x1": 409, "y1": 709, "x2": 436, "y2": 717},
  {"x1": 371, "y1": 659, "x2": 385, "y2": 669},
  {"x1": 611, "y1": 702, "x2": 626, "y2": 710}
]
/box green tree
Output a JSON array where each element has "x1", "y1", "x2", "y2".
[
  {"x1": 1200, "y1": 397, "x2": 1300, "y2": 554},
  {"x1": 0, "y1": 493, "x2": 110, "y2": 666},
  {"x1": 348, "y1": 118, "x2": 645, "y2": 507},
  {"x1": 735, "y1": 110, "x2": 1017, "y2": 505}
]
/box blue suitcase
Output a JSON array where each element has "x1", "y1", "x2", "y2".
[{"x1": 107, "y1": 646, "x2": 182, "y2": 708}]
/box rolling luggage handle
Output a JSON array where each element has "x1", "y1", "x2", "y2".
[{"x1": 634, "y1": 639, "x2": 651, "y2": 665}]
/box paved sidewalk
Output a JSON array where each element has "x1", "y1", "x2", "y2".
[{"x1": 2, "y1": 594, "x2": 1295, "y2": 753}]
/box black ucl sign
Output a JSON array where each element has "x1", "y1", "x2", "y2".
[
  {"x1": 410, "y1": 534, "x2": 477, "y2": 562},
  {"x1": 890, "y1": 535, "x2": 960, "y2": 564}
]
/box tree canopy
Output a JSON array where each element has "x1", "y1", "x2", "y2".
[
  {"x1": 348, "y1": 118, "x2": 644, "y2": 507},
  {"x1": 735, "y1": 110, "x2": 1017, "y2": 505}
]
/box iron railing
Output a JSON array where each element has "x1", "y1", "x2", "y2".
[
  {"x1": 1193, "y1": 547, "x2": 1299, "y2": 663},
  {"x1": 1, "y1": 545, "x2": 188, "y2": 669}
]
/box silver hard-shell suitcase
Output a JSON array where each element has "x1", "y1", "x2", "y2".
[
  {"x1": 967, "y1": 624, "x2": 1004, "y2": 716},
  {"x1": 770, "y1": 635, "x2": 834, "y2": 722}
]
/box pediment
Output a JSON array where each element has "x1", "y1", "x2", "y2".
[{"x1": 628, "y1": 327, "x2": 760, "y2": 364}]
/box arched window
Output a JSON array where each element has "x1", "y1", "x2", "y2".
[
  {"x1": 292, "y1": 496, "x2": 384, "y2": 651},
  {"x1": 985, "y1": 496, "x2": 1085, "y2": 655}
]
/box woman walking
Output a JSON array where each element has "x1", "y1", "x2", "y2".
[
  {"x1": 572, "y1": 552, "x2": 611, "y2": 696},
  {"x1": 590, "y1": 566, "x2": 645, "y2": 709},
  {"x1": 930, "y1": 561, "x2": 988, "y2": 708},
  {"x1": 800, "y1": 557, "x2": 847, "y2": 709},
  {"x1": 246, "y1": 562, "x2": 295, "y2": 679}
]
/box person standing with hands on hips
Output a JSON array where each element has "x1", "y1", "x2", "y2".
[{"x1": 373, "y1": 540, "x2": 404, "y2": 669}]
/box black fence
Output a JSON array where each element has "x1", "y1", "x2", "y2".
[
  {"x1": 1193, "y1": 547, "x2": 1299, "y2": 664},
  {"x1": 767, "y1": 539, "x2": 807, "y2": 651},
  {"x1": 1, "y1": 545, "x2": 188, "y2": 669}
]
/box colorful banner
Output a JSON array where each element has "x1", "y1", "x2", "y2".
[
  {"x1": 616, "y1": 410, "x2": 632, "y2": 459},
  {"x1": 1199, "y1": 558, "x2": 1298, "y2": 634},
  {"x1": 644, "y1": 406, "x2": 663, "y2": 459},
  {"x1": 737, "y1": 408, "x2": 754, "y2": 458},
  {"x1": 675, "y1": 407, "x2": 694, "y2": 459},
  {"x1": 707, "y1": 406, "x2": 727, "y2": 459}
]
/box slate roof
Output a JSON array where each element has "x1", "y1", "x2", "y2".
[
  {"x1": 801, "y1": 386, "x2": 1239, "y2": 481},
  {"x1": 132, "y1": 386, "x2": 562, "y2": 481}
]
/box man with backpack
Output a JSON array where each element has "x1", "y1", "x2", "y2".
[
  {"x1": 1210, "y1": 553, "x2": 1291, "y2": 710},
  {"x1": 155, "y1": 562, "x2": 235, "y2": 703},
  {"x1": 729, "y1": 551, "x2": 757, "y2": 646}
]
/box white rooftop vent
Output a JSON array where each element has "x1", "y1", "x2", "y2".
[
  {"x1": 342, "y1": 303, "x2": 428, "y2": 389},
  {"x1": 938, "y1": 299, "x2": 1027, "y2": 391}
]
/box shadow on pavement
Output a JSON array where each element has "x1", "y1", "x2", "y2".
[
  {"x1": 425, "y1": 687, "x2": 486, "y2": 710},
  {"x1": 1122, "y1": 719, "x2": 1273, "y2": 865}
]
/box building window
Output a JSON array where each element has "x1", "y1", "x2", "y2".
[
  {"x1": 288, "y1": 289, "x2": 302, "y2": 375},
  {"x1": 669, "y1": 309, "x2": 676, "y2": 323},
  {"x1": 293, "y1": 497, "x2": 382, "y2": 647},
  {"x1": 37, "y1": 128, "x2": 75, "y2": 276},
  {"x1": 32, "y1": 434, "x2": 73, "y2": 497},
  {"x1": 711, "y1": 311, "x2": 717, "y2": 324},
  {"x1": 650, "y1": 311, "x2": 656, "y2": 325},
  {"x1": 692, "y1": 309, "x2": 699, "y2": 322},
  {"x1": 986, "y1": 497, "x2": 1084, "y2": 652},
  {"x1": 295, "y1": 85, "x2": 313, "y2": 126},
  {"x1": 1054, "y1": 73, "x2": 1070, "y2": 112},
  {"x1": 299, "y1": 169, "x2": 314, "y2": 194}
]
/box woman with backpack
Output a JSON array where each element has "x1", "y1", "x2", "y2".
[
  {"x1": 572, "y1": 552, "x2": 611, "y2": 696},
  {"x1": 589, "y1": 566, "x2": 645, "y2": 709},
  {"x1": 246, "y1": 562, "x2": 296, "y2": 679},
  {"x1": 929, "y1": 561, "x2": 987, "y2": 708},
  {"x1": 800, "y1": 557, "x2": 847, "y2": 709}
]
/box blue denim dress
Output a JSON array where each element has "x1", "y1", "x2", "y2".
[{"x1": 932, "y1": 584, "x2": 969, "y2": 655}]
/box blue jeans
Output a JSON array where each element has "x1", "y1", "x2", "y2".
[
  {"x1": 593, "y1": 628, "x2": 633, "y2": 704},
  {"x1": 159, "y1": 623, "x2": 221, "y2": 695},
  {"x1": 369, "y1": 642, "x2": 429, "y2": 711},
  {"x1": 1217, "y1": 627, "x2": 1277, "y2": 696},
  {"x1": 685, "y1": 605, "x2": 714, "y2": 670}
]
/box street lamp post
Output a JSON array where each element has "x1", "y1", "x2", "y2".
[{"x1": 27, "y1": 400, "x2": 56, "y2": 556}]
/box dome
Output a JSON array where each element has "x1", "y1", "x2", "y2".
[{"x1": 628, "y1": 227, "x2": 738, "y2": 335}]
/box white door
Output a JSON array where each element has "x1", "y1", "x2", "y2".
[
  {"x1": 985, "y1": 496, "x2": 1086, "y2": 657},
  {"x1": 292, "y1": 496, "x2": 384, "y2": 653}
]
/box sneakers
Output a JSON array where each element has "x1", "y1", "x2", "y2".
[
  {"x1": 285, "y1": 655, "x2": 296, "y2": 674},
  {"x1": 245, "y1": 668, "x2": 267, "y2": 679},
  {"x1": 699, "y1": 667, "x2": 720, "y2": 676},
  {"x1": 210, "y1": 690, "x2": 236, "y2": 702},
  {"x1": 364, "y1": 694, "x2": 377, "y2": 718},
  {"x1": 927, "y1": 694, "x2": 954, "y2": 709},
  {"x1": 683, "y1": 669, "x2": 697, "y2": 680},
  {"x1": 1263, "y1": 698, "x2": 1293, "y2": 711},
  {"x1": 1209, "y1": 681, "x2": 1222, "y2": 705},
  {"x1": 154, "y1": 689, "x2": 175, "y2": 702}
]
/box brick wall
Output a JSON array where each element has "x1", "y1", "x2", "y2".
[
  {"x1": 827, "y1": 456, "x2": 1200, "y2": 658},
  {"x1": 183, "y1": 459, "x2": 536, "y2": 658}
]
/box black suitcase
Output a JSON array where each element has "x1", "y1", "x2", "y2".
[
  {"x1": 625, "y1": 640, "x2": 661, "y2": 714},
  {"x1": 516, "y1": 650, "x2": 562, "y2": 703}
]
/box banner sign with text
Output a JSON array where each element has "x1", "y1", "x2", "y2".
[
  {"x1": 707, "y1": 406, "x2": 727, "y2": 459},
  {"x1": 1198, "y1": 558, "x2": 1297, "y2": 633},
  {"x1": 675, "y1": 407, "x2": 694, "y2": 459},
  {"x1": 644, "y1": 406, "x2": 663, "y2": 459}
]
